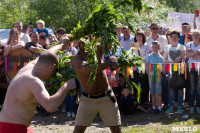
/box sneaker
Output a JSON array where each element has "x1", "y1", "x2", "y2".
[
  {"x1": 148, "y1": 108, "x2": 155, "y2": 114},
  {"x1": 71, "y1": 112, "x2": 76, "y2": 118},
  {"x1": 178, "y1": 107, "x2": 183, "y2": 114},
  {"x1": 189, "y1": 107, "x2": 194, "y2": 114},
  {"x1": 67, "y1": 112, "x2": 71, "y2": 117},
  {"x1": 165, "y1": 107, "x2": 174, "y2": 113},
  {"x1": 196, "y1": 107, "x2": 200, "y2": 113},
  {"x1": 154, "y1": 109, "x2": 161, "y2": 114}
]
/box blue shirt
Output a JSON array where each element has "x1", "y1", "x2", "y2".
[
  {"x1": 36, "y1": 27, "x2": 49, "y2": 37},
  {"x1": 146, "y1": 53, "x2": 163, "y2": 64},
  {"x1": 120, "y1": 35, "x2": 134, "y2": 51},
  {"x1": 178, "y1": 33, "x2": 184, "y2": 45},
  {"x1": 104, "y1": 48, "x2": 122, "y2": 62}
]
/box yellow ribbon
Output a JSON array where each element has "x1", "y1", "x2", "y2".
[
  {"x1": 149, "y1": 64, "x2": 152, "y2": 81},
  {"x1": 130, "y1": 67, "x2": 133, "y2": 78},
  {"x1": 181, "y1": 63, "x2": 185, "y2": 74},
  {"x1": 142, "y1": 63, "x2": 145, "y2": 74},
  {"x1": 174, "y1": 63, "x2": 178, "y2": 71},
  {"x1": 157, "y1": 64, "x2": 160, "y2": 82},
  {"x1": 159, "y1": 63, "x2": 163, "y2": 72}
]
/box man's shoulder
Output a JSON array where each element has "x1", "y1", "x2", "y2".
[
  {"x1": 147, "y1": 53, "x2": 153, "y2": 58},
  {"x1": 157, "y1": 53, "x2": 163, "y2": 58},
  {"x1": 130, "y1": 35, "x2": 134, "y2": 40},
  {"x1": 146, "y1": 36, "x2": 152, "y2": 41},
  {"x1": 158, "y1": 35, "x2": 167, "y2": 42},
  {"x1": 25, "y1": 42, "x2": 33, "y2": 46},
  {"x1": 36, "y1": 43, "x2": 43, "y2": 48}
]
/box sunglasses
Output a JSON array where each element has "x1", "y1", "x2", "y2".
[
  {"x1": 167, "y1": 34, "x2": 171, "y2": 36},
  {"x1": 151, "y1": 28, "x2": 159, "y2": 30}
]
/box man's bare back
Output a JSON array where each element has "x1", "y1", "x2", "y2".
[
  {"x1": 0, "y1": 35, "x2": 76, "y2": 130},
  {"x1": 0, "y1": 63, "x2": 40, "y2": 126}
]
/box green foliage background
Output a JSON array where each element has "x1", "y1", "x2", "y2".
[{"x1": 1, "y1": 0, "x2": 197, "y2": 32}]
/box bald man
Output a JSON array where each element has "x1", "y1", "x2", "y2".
[{"x1": 0, "y1": 35, "x2": 76, "y2": 133}]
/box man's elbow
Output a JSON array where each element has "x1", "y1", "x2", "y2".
[{"x1": 44, "y1": 106, "x2": 56, "y2": 113}]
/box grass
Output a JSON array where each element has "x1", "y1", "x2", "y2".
[{"x1": 123, "y1": 115, "x2": 200, "y2": 133}]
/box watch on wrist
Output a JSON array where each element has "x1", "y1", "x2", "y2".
[{"x1": 109, "y1": 61, "x2": 113, "y2": 67}]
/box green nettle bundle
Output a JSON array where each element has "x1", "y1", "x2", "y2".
[
  {"x1": 117, "y1": 48, "x2": 143, "y2": 103},
  {"x1": 47, "y1": 51, "x2": 76, "y2": 96},
  {"x1": 48, "y1": 0, "x2": 143, "y2": 103}
]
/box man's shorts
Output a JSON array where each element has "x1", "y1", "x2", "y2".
[
  {"x1": 0, "y1": 122, "x2": 34, "y2": 133},
  {"x1": 75, "y1": 91, "x2": 121, "y2": 127},
  {"x1": 149, "y1": 77, "x2": 162, "y2": 94}
]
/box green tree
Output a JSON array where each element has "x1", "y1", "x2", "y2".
[
  {"x1": 159, "y1": 0, "x2": 199, "y2": 13},
  {"x1": 0, "y1": 0, "x2": 36, "y2": 29},
  {"x1": 119, "y1": 0, "x2": 174, "y2": 32},
  {"x1": 29, "y1": 0, "x2": 108, "y2": 33}
]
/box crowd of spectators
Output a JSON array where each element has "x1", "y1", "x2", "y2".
[{"x1": 0, "y1": 15, "x2": 200, "y2": 118}]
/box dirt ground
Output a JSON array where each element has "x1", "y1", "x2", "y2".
[{"x1": 30, "y1": 105, "x2": 200, "y2": 133}]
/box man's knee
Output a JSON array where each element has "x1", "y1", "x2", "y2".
[
  {"x1": 73, "y1": 126, "x2": 87, "y2": 133},
  {"x1": 109, "y1": 126, "x2": 121, "y2": 133}
]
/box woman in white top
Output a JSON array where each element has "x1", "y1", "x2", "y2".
[
  {"x1": 163, "y1": 30, "x2": 186, "y2": 114},
  {"x1": 131, "y1": 31, "x2": 150, "y2": 62},
  {"x1": 186, "y1": 29, "x2": 200, "y2": 114},
  {"x1": 4, "y1": 28, "x2": 24, "y2": 56},
  {"x1": 130, "y1": 31, "x2": 150, "y2": 105}
]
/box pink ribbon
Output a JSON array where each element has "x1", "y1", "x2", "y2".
[{"x1": 5, "y1": 56, "x2": 7, "y2": 72}]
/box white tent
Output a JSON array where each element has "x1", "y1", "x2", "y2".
[
  {"x1": 0, "y1": 28, "x2": 54, "y2": 43},
  {"x1": 166, "y1": 12, "x2": 200, "y2": 32}
]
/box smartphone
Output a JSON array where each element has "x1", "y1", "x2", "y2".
[
  {"x1": 29, "y1": 22, "x2": 33, "y2": 28},
  {"x1": 195, "y1": 10, "x2": 199, "y2": 16}
]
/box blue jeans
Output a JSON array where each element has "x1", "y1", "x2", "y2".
[
  {"x1": 64, "y1": 94, "x2": 76, "y2": 113},
  {"x1": 168, "y1": 74, "x2": 183, "y2": 107},
  {"x1": 149, "y1": 76, "x2": 162, "y2": 94},
  {"x1": 189, "y1": 71, "x2": 200, "y2": 107}
]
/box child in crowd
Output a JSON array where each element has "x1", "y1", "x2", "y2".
[
  {"x1": 118, "y1": 87, "x2": 136, "y2": 115},
  {"x1": 36, "y1": 20, "x2": 49, "y2": 38},
  {"x1": 39, "y1": 36, "x2": 49, "y2": 49},
  {"x1": 146, "y1": 41, "x2": 163, "y2": 114}
]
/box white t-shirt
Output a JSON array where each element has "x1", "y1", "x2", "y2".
[
  {"x1": 185, "y1": 42, "x2": 200, "y2": 63},
  {"x1": 134, "y1": 43, "x2": 150, "y2": 62},
  {"x1": 20, "y1": 33, "x2": 31, "y2": 45},
  {"x1": 146, "y1": 35, "x2": 168, "y2": 53},
  {"x1": 164, "y1": 44, "x2": 186, "y2": 63}
]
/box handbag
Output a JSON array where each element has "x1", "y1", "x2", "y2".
[{"x1": 170, "y1": 72, "x2": 186, "y2": 90}]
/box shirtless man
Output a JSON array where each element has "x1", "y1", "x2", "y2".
[
  {"x1": 72, "y1": 41, "x2": 121, "y2": 133},
  {"x1": 0, "y1": 35, "x2": 76, "y2": 133}
]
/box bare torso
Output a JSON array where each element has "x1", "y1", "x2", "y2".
[
  {"x1": 74, "y1": 50, "x2": 109, "y2": 95},
  {"x1": 0, "y1": 63, "x2": 41, "y2": 126}
]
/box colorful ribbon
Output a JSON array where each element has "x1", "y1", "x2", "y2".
[
  {"x1": 154, "y1": 64, "x2": 157, "y2": 83},
  {"x1": 181, "y1": 63, "x2": 185, "y2": 74},
  {"x1": 21, "y1": 62, "x2": 24, "y2": 67},
  {"x1": 142, "y1": 63, "x2": 145, "y2": 74},
  {"x1": 174, "y1": 63, "x2": 178, "y2": 71},
  {"x1": 14, "y1": 62, "x2": 18, "y2": 72},
  {"x1": 157, "y1": 64, "x2": 160, "y2": 82},
  {"x1": 9, "y1": 62, "x2": 12, "y2": 70},
  {"x1": 5, "y1": 56, "x2": 7, "y2": 72}
]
